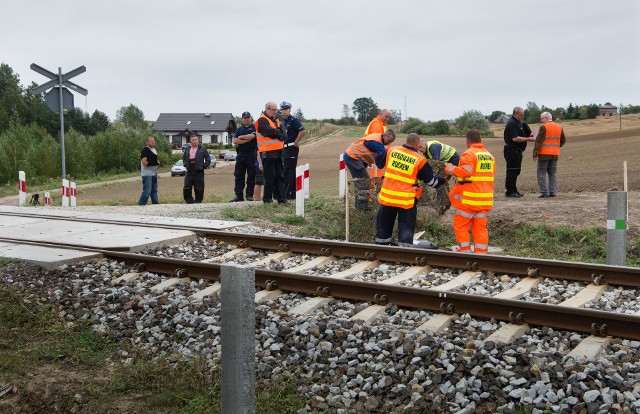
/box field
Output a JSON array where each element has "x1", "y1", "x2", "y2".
[{"x1": 3, "y1": 114, "x2": 640, "y2": 234}]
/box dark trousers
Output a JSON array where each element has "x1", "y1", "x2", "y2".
[
  {"x1": 263, "y1": 157, "x2": 285, "y2": 203},
  {"x1": 184, "y1": 170, "x2": 205, "y2": 203},
  {"x1": 234, "y1": 151, "x2": 256, "y2": 198},
  {"x1": 283, "y1": 146, "x2": 299, "y2": 200},
  {"x1": 344, "y1": 155, "x2": 371, "y2": 210},
  {"x1": 504, "y1": 145, "x2": 523, "y2": 194},
  {"x1": 375, "y1": 203, "x2": 418, "y2": 246}
]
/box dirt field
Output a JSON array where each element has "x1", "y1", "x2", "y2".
[{"x1": 4, "y1": 116, "x2": 640, "y2": 233}]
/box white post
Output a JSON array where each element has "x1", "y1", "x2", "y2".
[
  {"x1": 70, "y1": 182, "x2": 77, "y2": 208},
  {"x1": 338, "y1": 154, "x2": 345, "y2": 200},
  {"x1": 44, "y1": 191, "x2": 51, "y2": 207},
  {"x1": 18, "y1": 171, "x2": 26, "y2": 207},
  {"x1": 295, "y1": 165, "x2": 304, "y2": 217},
  {"x1": 303, "y1": 163, "x2": 310, "y2": 199},
  {"x1": 61, "y1": 179, "x2": 70, "y2": 207},
  {"x1": 345, "y1": 168, "x2": 349, "y2": 242},
  {"x1": 623, "y1": 161, "x2": 628, "y2": 192}
]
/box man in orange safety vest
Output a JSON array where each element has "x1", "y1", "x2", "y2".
[
  {"x1": 533, "y1": 112, "x2": 566, "y2": 198},
  {"x1": 445, "y1": 129, "x2": 495, "y2": 254}
]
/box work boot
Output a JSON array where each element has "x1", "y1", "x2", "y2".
[
  {"x1": 183, "y1": 189, "x2": 194, "y2": 204},
  {"x1": 229, "y1": 196, "x2": 243, "y2": 202},
  {"x1": 194, "y1": 189, "x2": 204, "y2": 203},
  {"x1": 414, "y1": 240, "x2": 438, "y2": 249}
]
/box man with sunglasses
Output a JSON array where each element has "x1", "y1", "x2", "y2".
[{"x1": 255, "y1": 102, "x2": 286, "y2": 204}]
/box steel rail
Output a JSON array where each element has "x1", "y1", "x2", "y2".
[
  {"x1": 2, "y1": 211, "x2": 640, "y2": 287},
  {"x1": 2, "y1": 237, "x2": 639, "y2": 340},
  {"x1": 102, "y1": 249, "x2": 640, "y2": 341}
]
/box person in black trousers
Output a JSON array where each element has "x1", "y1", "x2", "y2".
[
  {"x1": 183, "y1": 132, "x2": 211, "y2": 203},
  {"x1": 503, "y1": 106, "x2": 535, "y2": 197},
  {"x1": 230, "y1": 111, "x2": 257, "y2": 202}
]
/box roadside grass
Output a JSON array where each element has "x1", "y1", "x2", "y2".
[
  {"x1": 0, "y1": 283, "x2": 308, "y2": 413},
  {"x1": 222, "y1": 196, "x2": 639, "y2": 265}
]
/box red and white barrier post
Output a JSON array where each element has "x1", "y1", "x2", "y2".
[
  {"x1": 303, "y1": 163, "x2": 310, "y2": 199},
  {"x1": 70, "y1": 182, "x2": 77, "y2": 207},
  {"x1": 61, "y1": 179, "x2": 70, "y2": 207},
  {"x1": 18, "y1": 171, "x2": 26, "y2": 207},
  {"x1": 44, "y1": 191, "x2": 51, "y2": 207},
  {"x1": 338, "y1": 155, "x2": 345, "y2": 200},
  {"x1": 296, "y1": 165, "x2": 305, "y2": 217}
]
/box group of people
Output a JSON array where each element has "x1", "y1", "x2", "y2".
[
  {"x1": 230, "y1": 101, "x2": 306, "y2": 204},
  {"x1": 344, "y1": 105, "x2": 566, "y2": 253},
  {"x1": 504, "y1": 106, "x2": 566, "y2": 198},
  {"x1": 136, "y1": 100, "x2": 306, "y2": 206},
  {"x1": 137, "y1": 104, "x2": 566, "y2": 254}
]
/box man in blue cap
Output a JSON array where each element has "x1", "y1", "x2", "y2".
[
  {"x1": 230, "y1": 111, "x2": 258, "y2": 202},
  {"x1": 280, "y1": 101, "x2": 306, "y2": 200}
]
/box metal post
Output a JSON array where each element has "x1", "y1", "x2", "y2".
[
  {"x1": 221, "y1": 264, "x2": 256, "y2": 414},
  {"x1": 606, "y1": 191, "x2": 627, "y2": 266},
  {"x1": 58, "y1": 68, "x2": 66, "y2": 179}
]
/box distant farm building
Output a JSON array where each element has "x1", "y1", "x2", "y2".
[
  {"x1": 598, "y1": 105, "x2": 618, "y2": 117},
  {"x1": 154, "y1": 113, "x2": 237, "y2": 147}
]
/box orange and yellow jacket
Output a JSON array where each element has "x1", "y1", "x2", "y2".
[
  {"x1": 378, "y1": 146, "x2": 427, "y2": 209},
  {"x1": 254, "y1": 114, "x2": 284, "y2": 152},
  {"x1": 364, "y1": 116, "x2": 387, "y2": 136},
  {"x1": 536, "y1": 122, "x2": 563, "y2": 157},
  {"x1": 445, "y1": 143, "x2": 495, "y2": 212}
]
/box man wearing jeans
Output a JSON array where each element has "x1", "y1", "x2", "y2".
[
  {"x1": 137, "y1": 136, "x2": 159, "y2": 205},
  {"x1": 533, "y1": 112, "x2": 566, "y2": 198}
]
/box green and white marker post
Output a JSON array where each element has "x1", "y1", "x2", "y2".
[{"x1": 606, "y1": 191, "x2": 627, "y2": 266}]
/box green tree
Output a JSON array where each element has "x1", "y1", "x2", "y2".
[
  {"x1": 488, "y1": 110, "x2": 506, "y2": 123},
  {"x1": 294, "y1": 108, "x2": 305, "y2": 121},
  {"x1": 0, "y1": 63, "x2": 26, "y2": 132},
  {"x1": 352, "y1": 97, "x2": 379, "y2": 125},
  {"x1": 456, "y1": 110, "x2": 489, "y2": 131},
  {"x1": 389, "y1": 109, "x2": 402, "y2": 124},
  {"x1": 524, "y1": 102, "x2": 541, "y2": 124},
  {"x1": 116, "y1": 104, "x2": 147, "y2": 130},
  {"x1": 89, "y1": 110, "x2": 110, "y2": 134}
]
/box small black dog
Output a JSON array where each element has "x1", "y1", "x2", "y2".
[{"x1": 30, "y1": 193, "x2": 40, "y2": 205}]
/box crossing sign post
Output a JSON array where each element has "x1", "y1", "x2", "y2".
[{"x1": 31, "y1": 64, "x2": 88, "y2": 180}]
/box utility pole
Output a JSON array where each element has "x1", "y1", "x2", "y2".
[{"x1": 620, "y1": 103, "x2": 623, "y2": 131}]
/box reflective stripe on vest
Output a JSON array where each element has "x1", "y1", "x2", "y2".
[
  {"x1": 538, "y1": 122, "x2": 562, "y2": 156},
  {"x1": 451, "y1": 146, "x2": 495, "y2": 211},
  {"x1": 345, "y1": 133, "x2": 383, "y2": 164},
  {"x1": 377, "y1": 146, "x2": 425, "y2": 209},
  {"x1": 254, "y1": 115, "x2": 283, "y2": 152},
  {"x1": 427, "y1": 140, "x2": 456, "y2": 162}
]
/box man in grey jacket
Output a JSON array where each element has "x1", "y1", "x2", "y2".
[{"x1": 183, "y1": 132, "x2": 211, "y2": 203}]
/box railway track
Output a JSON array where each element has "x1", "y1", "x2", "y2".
[
  {"x1": 1, "y1": 210, "x2": 640, "y2": 343},
  {"x1": 3, "y1": 210, "x2": 640, "y2": 412}
]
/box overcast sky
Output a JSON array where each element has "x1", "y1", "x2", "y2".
[{"x1": 3, "y1": 0, "x2": 639, "y2": 122}]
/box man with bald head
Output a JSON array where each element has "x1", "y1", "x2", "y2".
[{"x1": 255, "y1": 101, "x2": 286, "y2": 204}]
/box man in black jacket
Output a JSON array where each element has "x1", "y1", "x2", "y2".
[
  {"x1": 183, "y1": 132, "x2": 211, "y2": 203},
  {"x1": 503, "y1": 106, "x2": 535, "y2": 198},
  {"x1": 256, "y1": 101, "x2": 286, "y2": 204}
]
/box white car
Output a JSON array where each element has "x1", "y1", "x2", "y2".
[
  {"x1": 224, "y1": 151, "x2": 238, "y2": 161},
  {"x1": 171, "y1": 160, "x2": 187, "y2": 176}
]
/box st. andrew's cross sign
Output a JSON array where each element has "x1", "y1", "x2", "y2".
[{"x1": 31, "y1": 63, "x2": 88, "y2": 179}]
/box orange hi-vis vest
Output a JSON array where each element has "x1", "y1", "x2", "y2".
[
  {"x1": 254, "y1": 114, "x2": 283, "y2": 152},
  {"x1": 378, "y1": 146, "x2": 426, "y2": 209},
  {"x1": 445, "y1": 144, "x2": 495, "y2": 212},
  {"x1": 346, "y1": 133, "x2": 385, "y2": 164},
  {"x1": 538, "y1": 122, "x2": 562, "y2": 156},
  {"x1": 364, "y1": 117, "x2": 387, "y2": 136}
]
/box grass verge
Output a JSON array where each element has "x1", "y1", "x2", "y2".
[
  {"x1": 222, "y1": 196, "x2": 640, "y2": 265},
  {"x1": 0, "y1": 283, "x2": 306, "y2": 413}
]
